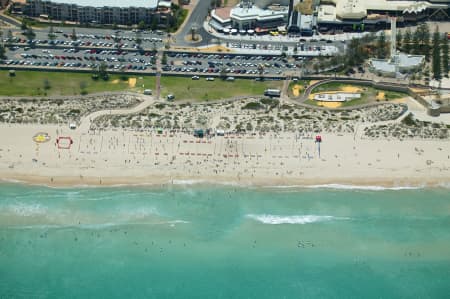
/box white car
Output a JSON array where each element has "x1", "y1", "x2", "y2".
[
  {"x1": 191, "y1": 76, "x2": 200, "y2": 80},
  {"x1": 206, "y1": 77, "x2": 215, "y2": 81}
]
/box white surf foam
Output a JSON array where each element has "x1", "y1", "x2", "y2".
[
  {"x1": 2, "y1": 203, "x2": 48, "y2": 217},
  {"x1": 8, "y1": 220, "x2": 190, "y2": 230},
  {"x1": 171, "y1": 179, "x2": 239, "y2": 186},
  {"x1": 0, "y1": 178, "x2": 27, "y2": 184},
  {"x1": 305, "y1": 184, "x2": 423, "y2": 191},
  {"x1": 246, "y1": 214, "x2": 349, "y2": 225}
]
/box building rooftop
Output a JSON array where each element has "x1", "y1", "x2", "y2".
[
  {"x1": 371, "y1": 53, "x2": 425, "y2": 74},
  {"x1": 295, "y1": 0, "x2": 313, "y2": 15},
  {"x1": 213, "y1": 6, "x2": 232, "y2": 23},
  {"x1": 318, "y1": 0, "x2": 448, "y2": 21},
  {"x1": 231, "y1": 4, "x2": 288, "y2": 21},
  {"x1": 48, "y1": 0, "x2": 160, "y2": 8}
]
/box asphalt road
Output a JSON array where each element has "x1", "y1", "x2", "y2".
[
  {"x1": 175, "y1": 0, "x2": 212, "y2": 47},
  {"x1": 0, "y1": 14, "x2": 20, "y2": 27}
]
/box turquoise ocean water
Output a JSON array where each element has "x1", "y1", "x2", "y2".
[{"x1": 0, "y1": 183, "x2": 449, "y2": 299}]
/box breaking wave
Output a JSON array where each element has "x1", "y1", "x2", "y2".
[
  {"x1": 246, "y1": 214, "x2": 349, "y2": 224},
  {"x1": 305, "y1": 184, "x2": 423, "y2": 191}
]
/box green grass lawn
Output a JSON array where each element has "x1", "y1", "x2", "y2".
[
  {"x1": 0, "y1": 71, "x2": 283, "y2": 101},
  {"x1": 306, "y1": 81, "x2": 408, "y2": 108},
  {"x1": 0, "y1": 70, "x2": 144, "y2": 96},
  {"x1": 310, "y1": 82, "x2": 351, "y2": 93},
  {"x1": 159, "y1": 77, "x2": 283, "y2": 101}
]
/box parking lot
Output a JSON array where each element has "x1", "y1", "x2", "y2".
[
  {"x1": 1, "y1": 28, "x2": 326, "y2": 76},
  {"x1": 1, "y1": 28, "x2": 167, "y2": 71},
  {"x1": 162, "y1": 51, "x2": 311, "y2": 76},
  {"x1": 3, "y1": 45, "x2": 158, "y2": 71}
]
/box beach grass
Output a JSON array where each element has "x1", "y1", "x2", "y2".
[{"x1": 159, "y1": 77, "x2": 283, "y2": 101}]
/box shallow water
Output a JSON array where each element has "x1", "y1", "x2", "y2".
[{"x1": 0, "y1": 183, "x2": 449, "y2": 298}]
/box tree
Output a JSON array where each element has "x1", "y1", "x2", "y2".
[
  {"x1": 442, "y1": 33, "x2": 449, "y2": 78},
  {"x1": 5, "y1": 30, "x2": 13, "y2": 48},
  {"x1": 376, "y1": 31, "x2": 388, "y2": 58},
  {"x1": 313, "y1": 63, "x2": 320, "y2": 74},
  {"x1": 150, "y1": 54, "x2": 156, "y2": 64},
  {"x1": 257, "y1": 64, "x2": 265, "y2": 80},
  {"x1": 113, "y1": 32, "x2": 121, "y2": 50},
  {"x1": 150, "y1": 17, "x2": 158, "y2": 31},
  {"x1": 20, "y1": 18, "x2": 28, "y2": 31},
  {"x1": 80, "y1": 81, "x2": 88, "y2": 95},
  {"x1": 43, "y1": 79, "x2": 51, "y2": 90},
  {"x1": 403, "y1": 28, "x2": 412, "y2": 53},
  {"x1": 412, "y1": 28, "x2": 420, "y2": 54},
  {"x1": 24, "y1": 27, "x2": 35, "y2": 43},
  {"x1": 98, "y1": 62, "x2": 108, "y2": 80},
  {"x1": 397, "y1": 29, "x2": 403, "y2": 49},
  {"x1": 92, "y1": 62, "x2": 109, "y2": 80},
  {"x1": 135, "y1": 31, "x2": 142, "y2": 48},
  {"x1": 417, "y1": 23, "x2": 430, "y2": 59},
  {"x1": 431, "y1": 26, "x2": 441, "y2": 80},
  {"x1": 71, "y1": 28, "x2": 77, "y2": 41},
  {"x1": 48, "y1": 25, "x2": 56, "y2": 42},
  {"x1": 137, "y1": 20, "x2": 146, "y2": 31},
  {"x1": 345, "y1": 38, "x2": 368, "y2": 68},
  {"x1": 0, "y1": 44, "x2": 6, "y2": 60},
  {"x1": 219, "y1": 67, "x2": 228, "y2": 80}
]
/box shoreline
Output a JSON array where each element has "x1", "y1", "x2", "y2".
[{"x1": 1, "y1": 173, "x2": 448, "y2": 190}]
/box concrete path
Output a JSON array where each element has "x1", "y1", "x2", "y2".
[{"x1": 77, "y1": 95, "x2": 156, "y2": 133}]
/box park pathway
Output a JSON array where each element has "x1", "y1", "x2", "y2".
[{"x1": 77, "y1": 95, "x2": 156, "y2": 133}]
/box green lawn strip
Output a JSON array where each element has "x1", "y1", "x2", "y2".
[
  {"x1": 0, "y1": 70, "x2": 151, "y2": 96},
  {"x1": 159, "y1": 77, "x2": 283, "y2": 101},
  {"x1": 381, "y1": 90, "x2": 408, "y2": 100},
  {"x1": 310, "y1": 82, "x2": 349, "y2": 93}
]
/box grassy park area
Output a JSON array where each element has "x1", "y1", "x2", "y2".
[
  {"x1": 306, "y1": 82, "x2": 408, "y2": 108},
  {"x1": 159, "y1": 76, "x2": 283, "y2": 101},
  {"x1": 0, "y1": 70, "x2": 142, "y2": 96},
  {"x1": 0, "y1": 70, "x2": 283, "y2": 101}
]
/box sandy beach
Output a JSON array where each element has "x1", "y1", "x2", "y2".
[
  {"x1": 0, "y1": 122, "x2": 449, "y2": 187},
  {"x1": 0, "y1": 92, "x2": 449, "y2": 187}
]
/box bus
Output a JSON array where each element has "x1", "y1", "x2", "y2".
[{"x1": 264, "y1": 89, "x2": 281, "y2": 97}]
